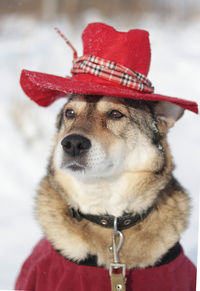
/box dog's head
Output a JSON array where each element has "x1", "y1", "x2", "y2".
[{"x1": 52, "y1": 95, "x2": 184, "y2": 181}]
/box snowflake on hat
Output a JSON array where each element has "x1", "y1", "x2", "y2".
[{"x1": 20, "y1": 22, "x2": 198, "y2": 114}]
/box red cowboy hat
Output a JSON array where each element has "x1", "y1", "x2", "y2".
[{"x1": 20, "y1": 22, "x2": 198, "y2": 114}]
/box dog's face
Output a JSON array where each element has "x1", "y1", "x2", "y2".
[{"x1": 52, "y1": 95, "x2": 183, "y2": 181}]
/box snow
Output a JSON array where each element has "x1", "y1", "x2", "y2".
[{"x1": 0, "y1": 13, "x2": 199, "y2": 289}]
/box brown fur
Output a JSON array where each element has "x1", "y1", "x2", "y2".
[{"x1": 35, "y1": 95, "x2": 189, "y2": 269}]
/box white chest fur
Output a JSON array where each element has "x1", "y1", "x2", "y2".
[{"x1": 54, "y1": 170, "x2": 161, "y2": 217}]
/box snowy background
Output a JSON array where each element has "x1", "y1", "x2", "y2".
[{"x1": 0, "y1": 11, "x2": 200, "y2": 290}]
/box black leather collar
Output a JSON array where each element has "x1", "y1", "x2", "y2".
[{"x1": 69, "y1": 205, "x2": 154, "y2": 231}]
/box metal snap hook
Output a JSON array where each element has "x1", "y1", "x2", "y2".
[
  {"x1": 109, "y1": 217, "x2": 127, "y2": 290},
  {"x1": 113, "y1": 217, "x2": 124, "y2": 263}
]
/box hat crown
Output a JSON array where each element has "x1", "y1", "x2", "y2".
[{"x1": 82, "y1": 23, "x2": 151, "y2": 76}]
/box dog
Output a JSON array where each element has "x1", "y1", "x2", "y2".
[
  {"x1": 15, "y1": 22, "x2": 197, "y2": 291},
  {"x1": 15, "y1": 94, "x2": 196, "y2": 291}
]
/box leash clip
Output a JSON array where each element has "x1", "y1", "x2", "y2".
[
  {"x1": 113, "y1": 216, "x2": 124, "y2": 264},
  {"x1": 109, "y1": 217, "x2": 126, "y2": 276},
  {"x1": 109, "y1": 217, "x2": 126, "y2": 291}
]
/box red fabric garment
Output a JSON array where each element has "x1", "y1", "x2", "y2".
[{"x1": 15, "y1": 238, "x2": 196, "y2": 291}]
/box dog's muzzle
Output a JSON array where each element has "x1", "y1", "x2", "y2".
[{"x1": 61, "y1": 134, "x2": 91, "y2": 157}]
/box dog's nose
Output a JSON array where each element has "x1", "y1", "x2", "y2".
[{"x1": 61, "y1": 134, "x2": 91, "y2": 157}]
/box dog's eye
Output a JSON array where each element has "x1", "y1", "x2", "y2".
[
  {"x1": 65, "y1": 109, "x2": 76, "y2": 119},
  {"x1": 107, "y1": 110, "x2": 125, "y2": 119}
]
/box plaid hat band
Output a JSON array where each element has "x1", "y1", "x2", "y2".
[{"x1": 71, "y1": 55, "x2": 154, "y2": 93}]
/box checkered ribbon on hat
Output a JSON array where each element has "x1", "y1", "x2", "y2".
[
  {"x1": 71, "y1": 55, "x2": 154, "y2": 93},
  {"x1": 55, "y1": 28, "x2": 154, "y2": 93}
]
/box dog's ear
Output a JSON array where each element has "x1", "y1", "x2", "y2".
[
  {"x1": 56, "y1": 108, "x2": 64, "y2": 130},
  {"x1": 154, "y1": 101, "x2": 184, "y2": 128}
]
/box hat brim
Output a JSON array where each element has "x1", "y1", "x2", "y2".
[{"x1": 20, "y1": 69, "x2": 198, "y2": 114}]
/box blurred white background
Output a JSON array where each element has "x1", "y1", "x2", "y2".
[{"x1": 0, "y1": 0, "x2": 200, "y2": 289}]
